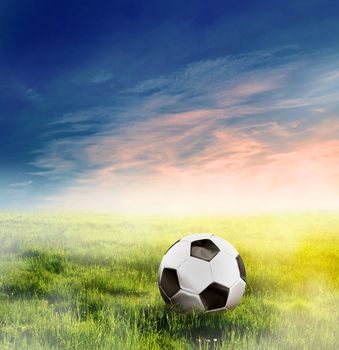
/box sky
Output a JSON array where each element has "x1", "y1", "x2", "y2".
[{"x1": 1, "y1": 0, "x2": 339, "y2": 213}]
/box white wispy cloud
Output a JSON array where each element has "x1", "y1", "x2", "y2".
[
  {"x1": 7, "y1": 180, "x2": 33, "y2": 188},
  {"x1": 25, "y1": 88, "x2": 42, "y2": 101}
]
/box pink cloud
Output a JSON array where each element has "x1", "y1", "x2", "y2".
[
  {"x1": 85, "y1": 107, "x2": 266, "y2": 185},
  {"x1": 49, "y1": 121, "x2": 339, "y2": 213},
  {"x1": 227, "y1": 81, "x2": 276, "y2": 98}
]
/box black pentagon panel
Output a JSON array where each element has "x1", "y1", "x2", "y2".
[
  {"x1": 160, "y1": 268, "x2": 180, "y2": 298},
  {"x1": 200, "y1": 283, "x2": 229, "y2": 310},
  {"x1": 236, "y1": 255, "x2": 246, "y2": 282},
  {"x1": 164, "y1": 240, "x2": 180, "y2": 254},
  {"x1": 191, "y1": 239, "x2": 220, "y2": 261}
]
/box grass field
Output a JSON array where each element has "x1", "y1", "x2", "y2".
[{"x1": 0, "y1": 213, "x2": 338, "y2": 349}]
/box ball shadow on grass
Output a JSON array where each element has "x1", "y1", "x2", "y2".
[{"x1": 134, "y1": 296, "x2": 276, "y2": 346}]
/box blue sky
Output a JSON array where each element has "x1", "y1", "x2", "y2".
[{"x1": 1, "y1": 0, "x2": 339, "y2": 212}]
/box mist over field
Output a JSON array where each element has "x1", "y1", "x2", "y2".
[{"x1": 0, "y1": 213, "x2": 338, "y2": 349}]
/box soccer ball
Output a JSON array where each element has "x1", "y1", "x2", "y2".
[{"x1": 158, "y1": 233, "x2": 246, "y2": 312}]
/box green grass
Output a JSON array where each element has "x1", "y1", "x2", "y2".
[{"x1": 0, "y1": 213, "x2": 338, "y2": 349}]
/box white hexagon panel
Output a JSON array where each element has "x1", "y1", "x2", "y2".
[
  {"x1": 210, "y1": 251, "x2": 240, "y2": 288},
  {"x1": 162, "y1": 240, "x2": 190, "y2": 269},
  {"x1": 171, "y1": 289, "x2": 205, "y2": 311},
  {"x1": 226, "y1": 279, "x2": 246, "y2": 310},
  {"x1": 177, "y1": 256, "x2": 213, "y2": 294}
]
